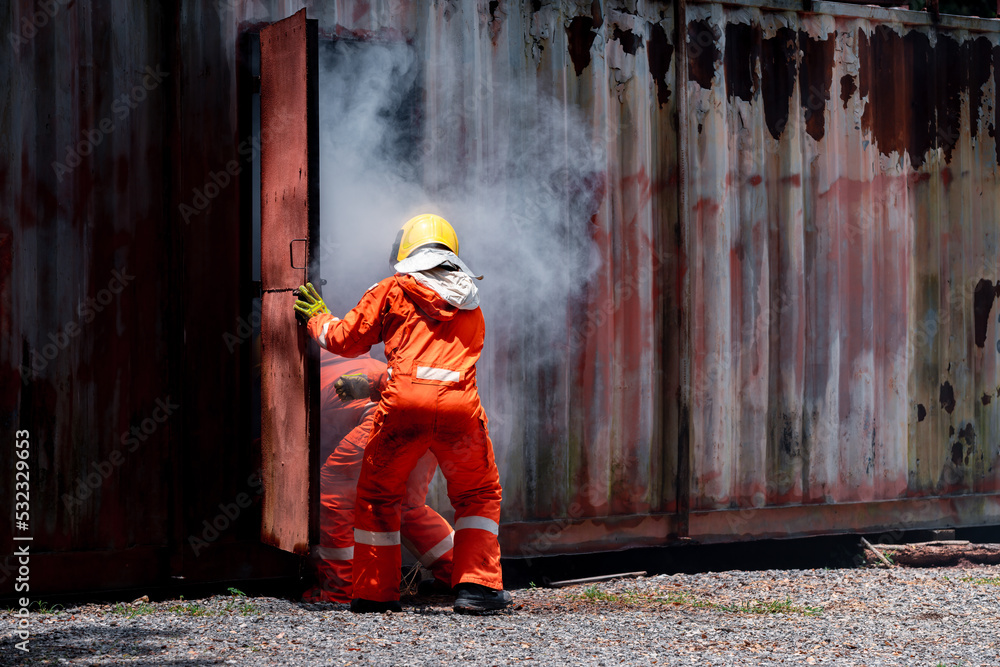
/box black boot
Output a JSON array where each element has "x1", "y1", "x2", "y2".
[
  {"x1": 350, "y1": 598, "x2": 402, "y2": 613},
  {"x1": 453, "y1": 583, "x2": 513, "y2": 614}
]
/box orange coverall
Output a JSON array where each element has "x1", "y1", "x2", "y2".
[
  {"x1": 310, "y1": 350, "x2": 455, "y2": 603},
  {"x1": 308, "y1": 273, "x2": 503, "y2": 602}
]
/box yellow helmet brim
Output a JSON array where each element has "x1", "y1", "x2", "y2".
[{"x1": 391, "y1": 213, "x2": 460, "y2": 262}]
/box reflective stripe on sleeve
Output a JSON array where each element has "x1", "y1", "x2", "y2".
[
  {"x1": 416, "y1": 366, "x2": 461, "y2": 383},
  {"x1": 454, "y1": 516, "x2": 499, "y2": 535},
  {"x1": 319, "y1": 320, "x2": 332, "y2": 349},
  {"x1": 354, "y1": 529, "x2": 401, "y2": 546},
  {"x1": 313, "y1": 545, "x2": 354, "y2": 561},
  {"x1": 418, "y1": 531, "x2": 455, "y2": 567}
]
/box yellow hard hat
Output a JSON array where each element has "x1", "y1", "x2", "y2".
[{"x1": 390, "y1": 214, "x2": 459, "y2": 263}]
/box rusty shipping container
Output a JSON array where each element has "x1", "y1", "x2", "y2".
[{"x1": 3, "y1": 0, "x2": 1000, "y2": 596}]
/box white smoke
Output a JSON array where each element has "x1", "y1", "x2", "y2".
[
  {"x1": 318, "y1": 35, "x2": 606, "y2": 481},
  {"x1": 318, "y1": 40, "x2": 430, "y2": 319}
]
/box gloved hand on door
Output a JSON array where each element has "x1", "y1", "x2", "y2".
[{"x1": 293, "y1": 282, "x2": 330, "y2": 322}]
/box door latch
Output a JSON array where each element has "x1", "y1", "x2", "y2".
[{"x1": 290, "y1": 238, "x2": 307, "y2": 269}]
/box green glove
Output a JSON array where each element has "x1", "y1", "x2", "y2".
[
  {"x1": 334, "y1": 373, "x2": 369, "y2": 402},
  {"x1": 293, "y1": 282, "x2": 330, "y2": 322}
]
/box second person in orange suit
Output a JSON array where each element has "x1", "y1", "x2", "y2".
[
  {"x1": 294, "y1": 213, "x2": 511, "y2": 614},
  {"x1": 303, "y1": 350, "x2": 455, "y2": 604}
]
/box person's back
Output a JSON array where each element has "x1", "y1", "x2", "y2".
[
  {"x1": 294, "y1": 213, "x2": 512, "y2": 615},
  {"x1": 345, "y1": 271, "x2": 485, "y2": 424}
]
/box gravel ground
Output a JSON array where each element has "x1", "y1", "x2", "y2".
[{"x1": 3, "y1": 563, "x2": 999, "y2": 666}]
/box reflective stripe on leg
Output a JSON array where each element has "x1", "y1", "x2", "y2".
[
  {"x1": 313, "y1": 545, "x2": 354, "y2": 561},
  {"x1": 454, "y1": 516, "x2": 499, "y2": 535},
  {"x1": 418, "y1": 531, "x2": 455, "y2": 567},
  {"x1": 354, "y1": 529, "x2": 401, "y2": 546},
  {"x1": 452, "y1": 524, "x2": 503, "y2": 590}
]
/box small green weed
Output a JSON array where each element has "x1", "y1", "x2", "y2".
[
  {"x1": 579, "y1": 585, "x2": 618, "y2": 601},
  {"x1": 960, "y1": 576, "x2": 1000, "y2": 585},
  {"x1": 714, "y1": 598, "x2": 822, "y2": 616},
  {"x1": 168, "y1": 601, "x2": 213, "y2": 617},
  {"x1": 238, "y1": 601, "x2": 260, "y2": 614},
  {"x1": 110, "y1": 602, "x2": 156, "y2": 619},
  {"x1": 30, "y1": 601, "x2": 64, "y2": 614},
  {"x1": 224, "y1": 586, "x2": 260, "y2": 615},
  {"x1": 572, "y1": 586, "x2": 673, "y2": 605},
  {"x1": 569, "y1": 586, "x2": 821, "y2": 616},
  {"x1": 163, "y1": 589, "x2": 260, "y2": 616}
]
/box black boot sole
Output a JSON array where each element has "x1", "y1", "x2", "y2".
[{"x1": 453, "y1": 600, "x2": 513, "y2": 614}]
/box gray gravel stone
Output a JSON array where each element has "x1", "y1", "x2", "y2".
[{"x1": 2, "y1": 564, "x2": 998, "y2": 665}]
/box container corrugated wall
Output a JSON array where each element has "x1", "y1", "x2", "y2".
[
  {"x1": 305, "y1": 0, "x2": 1000, "y2": 554},
  {"x1": 331, "y1": 0, "x2": 1000, "y2": 554},
  {"x1": 1, "y1": 1, "x2": 183, "y2": 590},
  {"x1": 407, "y1": 1, "x2": 683, "y2": 552},
  {"x1": 4, "y1": 0, "x2": 1000, "y2": 597},
  {"x1": 679, "y1": 2, "x2": 1000, "y2": 543},
  {"x1": 0, "y1": 0, "x2": 295, "y2": 595}
]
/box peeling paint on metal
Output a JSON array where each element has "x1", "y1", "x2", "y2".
[
  {"x1": 687, "y1": 19, "x2": 720, "y2": 90},
  {"x1": 646, "y1": 22, "x2": 673, "y2": 107},
  {"x1": 724, "y1": 22, "x2": 759, "y2": 103},
  {"x1": 566, "y1": 15, "x2": 597, "y2": 75},
  {"x1": 798, "y1": 31, "x2": 834, "y2": 141},
  {"x1": 760, "y1": 26, "x2": 797, "y2": 140}
]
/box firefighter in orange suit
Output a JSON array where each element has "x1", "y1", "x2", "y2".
[
  {"x1": 293, "y1": 213, "x2": 511, "y2": 614},
  {"x1": 302, "y1": 350, "x2": 456, "y2": 604}
]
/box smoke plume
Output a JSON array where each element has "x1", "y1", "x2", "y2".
[{"x1": 318, "y1": 34, "x2": 606, "y2": 492}]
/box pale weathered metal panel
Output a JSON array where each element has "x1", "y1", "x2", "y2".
[{"x1": 680, "y1": 2, "x2": 1000, "y2": 542}]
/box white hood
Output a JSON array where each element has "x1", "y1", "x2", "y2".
[
  {"x1": 409, "y1": 266, "x2": 481, "y2": 311},
  {"x1": 393, "y1": 247, "x2": 483, "y2": 280}
]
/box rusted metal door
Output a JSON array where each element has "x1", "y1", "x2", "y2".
[{"x1": 258, "y1": 9, "x2": 320, "y2": 555}]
